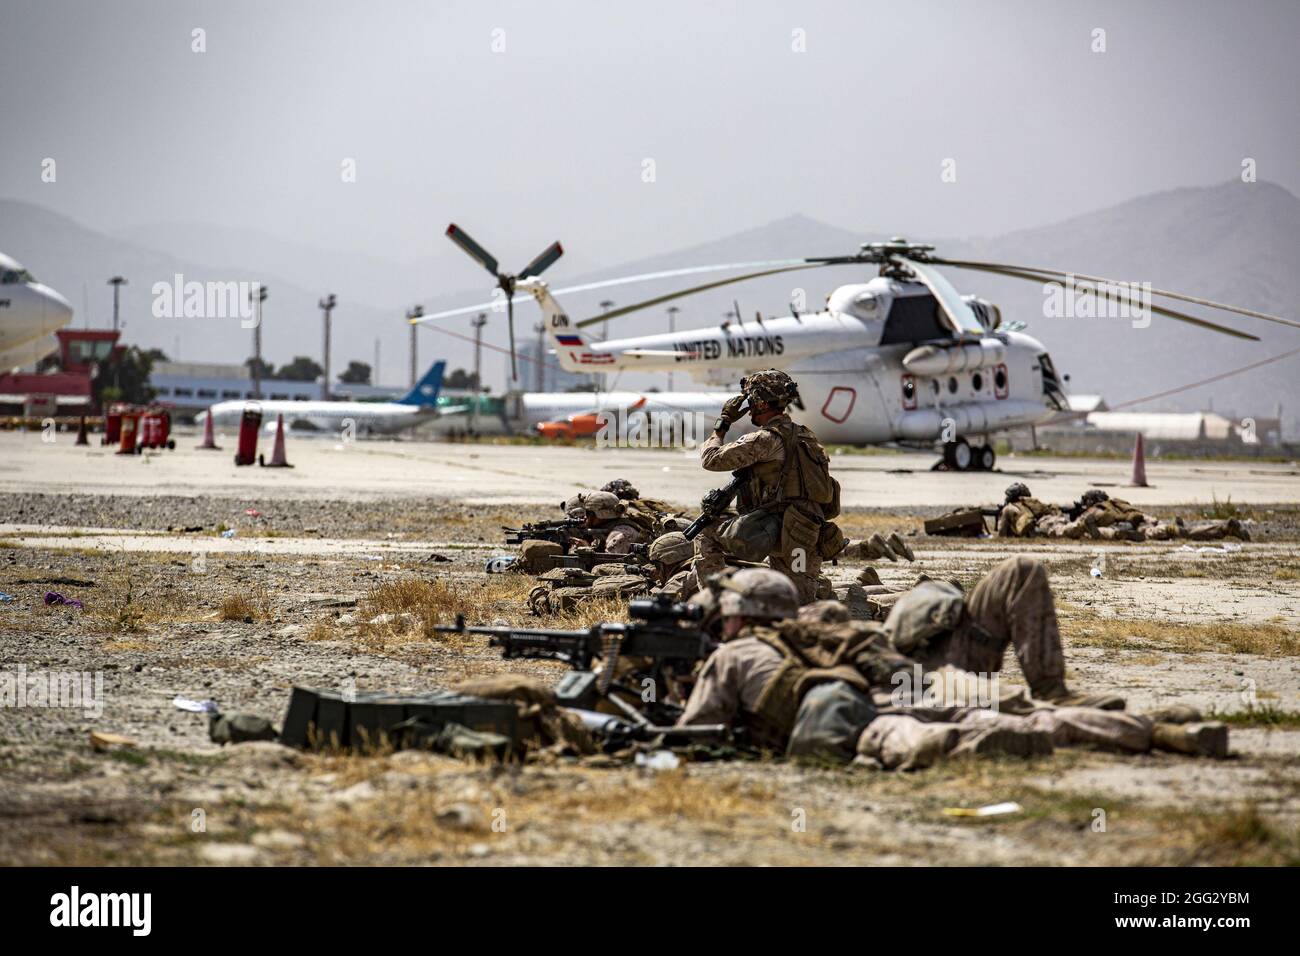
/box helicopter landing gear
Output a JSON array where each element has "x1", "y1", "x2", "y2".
[
  {"x1": 942, "y1": 437, "x2": 973, "y2": 471},
  {"x1": 938, "y1": 438, "x2": 996, "y2": 471}
]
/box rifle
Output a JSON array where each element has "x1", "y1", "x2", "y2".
[
  {"x1": 683, "y1": 468, "x2": 750, "y2": 541},
  {"x1": 564, "y1": 707, "x2": 730, "y2": 749},
  {"x1": 502, "y1": 516, "x2": 586, "y2": 548},
  {"x1": 436, "y1": 593, "x2": 718, "y2": 726}
]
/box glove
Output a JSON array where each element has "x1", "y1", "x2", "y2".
[{"x1": 715, "y1": 394, "x2": 748, "y2": 434}]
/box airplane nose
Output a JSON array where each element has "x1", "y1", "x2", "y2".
[{"x1": 39, "y1": 285, "x2": 74, "y2": 328}]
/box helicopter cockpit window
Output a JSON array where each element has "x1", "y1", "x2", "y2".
[
  {"x1": 1, "y1": 269, "x2": 35, "y2": 285},
  {"x1": 880, "y1": 294, "x2": 950, "y2": 345}
]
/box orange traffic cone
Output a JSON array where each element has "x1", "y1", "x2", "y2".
[
  {"x1": 75, "y1": 416, "x2": 89, "y2": 446},
  {"x1": 260, "y1": 414, "x2": 293, "y2": 468},
  {"x1": 198, "y1": 407, "x2": 220, "y2": 449},
  {"x1": 1130, "y1": 432, "x2": 1149, "y2": 487}
]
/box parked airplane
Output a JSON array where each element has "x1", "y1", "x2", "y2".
[
  {"x1": 199, "y1": 361, "x2": 461, "y2": 436},
  {"x1": 0, "y1": 253, "x2": 74, "y2": 370}
]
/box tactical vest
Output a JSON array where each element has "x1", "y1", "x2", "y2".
[
  {"x1": 740, "y1": 623, "x2": 874, "y2": 750},
  {"x1": 741, "y1": 418, "x2": 839, "y2": 519}
]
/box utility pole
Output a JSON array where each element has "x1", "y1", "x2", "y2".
[
  {"x1": 319, "y1": 294, "x2": 336, "y2": 400},
  {"x1": 250, "y1": 284, "x2": 268, "y2": 399},
  {"x1": 666, "y1": 305, "x2": 680, "y2": 392},
  {"x1": 107, "y1": 276, "x2": 127, "y2": 332},
  {"x1": 471, "y1": 313, "x2": 487, "y2": 433},
  {"x1": 406, "y1": 305, "x2": 423, "y2": 387},
  {"x1": 533, "y1": 321, "x2": 545, "y2": 392}
]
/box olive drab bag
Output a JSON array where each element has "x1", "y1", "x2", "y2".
[{"x1": 770, "y1": 421, "x2": 844, "y2": 556}]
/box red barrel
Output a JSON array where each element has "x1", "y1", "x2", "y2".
[
  {"x1": 138, "y1": 410, "x2": 162, "y2": 449},
  {"x1": 235, "y1": 404, "x2": 262, "y2": 466},
  {"x1": 103, "y1": 403, "x2": 125, "y2": 445},
  {"x1": 117, "y1": 409, "x2": 140, "y2": 454}
]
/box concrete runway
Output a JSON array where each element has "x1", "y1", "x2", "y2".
[{"x1": 2, "y1": 428, "x2": 1297, "y2": 507}]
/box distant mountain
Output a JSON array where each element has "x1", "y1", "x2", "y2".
[{"x1": 3, "y1": 182, "x2": 1298, "y2": 434}]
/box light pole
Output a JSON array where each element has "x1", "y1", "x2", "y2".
[
  {"x1": 250, "y1": 284, "x2": 268, "y2": 399},
  {"x1": 533, "y1": 321, "x2": 546, "y2": 392},
  {"x1": 319, "y1": 294, "x2": 336, "y2": 400},
  {"x1": 470, "y1": 313, "x2": 487, "y2": 433},
  {"x1": 598, "y1": 299, "x2": 615, "y2": 393},
  {"x1": 406, "y1": 305, "x2": 423, "y2": 387},
  {"x1": 666, "y1": 305, "x2": 680, "y2": 392},
  {"x1": 107, "y1": 276, "x2": 127, "y2": 332}
]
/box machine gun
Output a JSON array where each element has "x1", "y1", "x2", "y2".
[
  {"x1": 682, "y1": 468, "x2": 750, "y2": 541},
  {"x1": 502, "y1": 516, "x2": 586, "y2": 548},
  {"x1": 436, "y1": 593, "x2": 719, "y2": 727}
]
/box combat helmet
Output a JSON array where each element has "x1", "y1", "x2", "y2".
[
  {"x1": 601, "y1": 479, "x2": 641, "y2": 500},
  {"x1": 564, "y1": 490, "x2": 624, "y2": 521},
  {"x1": 717, "y1": 567, "x2": 799, "y2": 620},
  {"x1": 648, "y1": 531, "x2": 694, "y2": 567},
  {"x1": 740, "y1": 369, "x2": 800, "y2": 409},
  {"x1": 1004, "y1": 482, "x2": 1032, "y2": 503}
]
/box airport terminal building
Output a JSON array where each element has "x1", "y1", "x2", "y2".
[{"x1": 150, "y1": 361, "x2": 404, "y2": 415}]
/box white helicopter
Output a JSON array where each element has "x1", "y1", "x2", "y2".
[{"x1": 415, "y1": 226, "x2": 1297, "y2": 470}]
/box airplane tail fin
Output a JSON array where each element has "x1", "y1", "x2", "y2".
[{"x1": 396, "y1": 360, "x2": 446, "y2": 406}]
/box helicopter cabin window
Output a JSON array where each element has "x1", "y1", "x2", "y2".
[
  {"x1": 971, "y1": 372, "x2": 983, "y2": 391},
  {"x1": 879, "y1": 294, "x2": 950, "y2": 345}
]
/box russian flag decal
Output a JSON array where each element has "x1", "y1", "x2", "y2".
[{"x1": 556, "y1": 334, "x2": 583, "y2": 346}]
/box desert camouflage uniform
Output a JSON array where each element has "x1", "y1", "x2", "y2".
[
  {"x1": 526, "y1": 564, "x2": 651, "y2": 615},
  {"x1": 886, "y1": 555, "x2": 1068, "y2": 700},
  {"x1": 691, "y1": 413, "x2": 824, "y2": 603}
]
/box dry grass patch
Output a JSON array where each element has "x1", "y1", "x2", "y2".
[
  {"x1": 356, "y1": 574, "x2": 629, "y2": 641},
  {"x1": 1058, "y1": 604, "x2": 1300, "y2": 657},
  {"x1": 87, "y1": 571, "x2": 195, "y2": 634},
  {"x1": 217, "y1": 586, "x2": 272, "y2": 622}
]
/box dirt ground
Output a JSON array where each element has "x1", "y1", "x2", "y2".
[{"x1": 2, "y1": 478, "x2": 1298, "y2": 867}]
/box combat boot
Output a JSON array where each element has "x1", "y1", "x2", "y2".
[
  {"x1": 1037, "y1": 685, "x2": 1127, "y2": 711},
  {"x1": 856, "y1": 567, "x2": 883, "y2": 586},
  {"x1": 861, "y1": 533, "x2": 897, "y2": 561},
  {"x1": 1152, "y1": 721, "x2": 1229, "y2": 759},
  {"x1": 887, "y1": 532, "x2": 915, "y2": 562}
]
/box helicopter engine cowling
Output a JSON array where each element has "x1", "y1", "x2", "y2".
[
  {"x1": 895, "y1": 399, "x2": 1046, "y2": 441},
  {"x1": 902, "y1": 338, "x2": 1007, "y2": 377}
]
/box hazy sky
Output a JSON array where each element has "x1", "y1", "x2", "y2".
[{"x1": 3, "y1": 0, "x2": 1298, "y2": 269}]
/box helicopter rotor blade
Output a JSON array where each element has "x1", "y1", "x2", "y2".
[
  {"x1": 942, "y1": 261, "x2": 1259, "y2": 341},
  {"x1": 572, "y1": 263, "x2": 827, "y2": 329},
  {"x1": 892, "y1": 255, "x2": 985, "y2": 336},
  {"x1": 412, "y1": 259, "x2": 833, "y2": 323},
  {"x1": 934, "y1": 258, "x2": 1300, "y2": 332},
  {"x1": 518, "y1": 240, "x2": 564, "y2": 280},
  {"x1": 445, "y1": 223, "x2": 501, "y2": 278}
]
